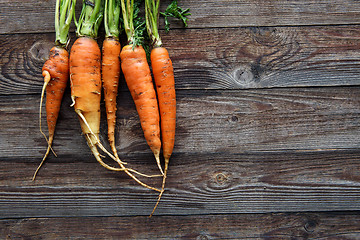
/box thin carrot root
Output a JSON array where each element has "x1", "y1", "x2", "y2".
[
  {"x1": 75, "y1": 109, "x2": 126, "y2": 165},
  {"x1": 149, "y1": 157, "x2": 169, "y2": 217},
  {"x1": 116, "y1": 158, "x2": 162, "y2": 192},
  {"x1": 111, "y1": 146, "x2": 125, "y2": 164},
  {"x1": 84, "y1": 133, "x2": 123, "y2": 171},
  {"x1": 77, "y1": 110, "x2": 161, "y2": 192},
  {"x1": 112, "y1": 151, "x2": 162, "y2": 178},
  {"x1": 32, "y1": 135, "x2": 54, "y2": 181},
  {"x1": 39, "y1": 70, "x2": 57, "y2": 157},
  {"x1": 34, "y1": 70, "x2": 57, "y2": 181},
  {"x1": 154, "y1": 151, "x2": 164, "y2": 176},
  {"x1": 127, "y1": 168, "x2": 162, "y2": 178}
]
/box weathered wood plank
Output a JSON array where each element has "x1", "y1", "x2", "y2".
[
  {"x1": 2, "y1": 26, "x2": 360, "y2": 95},
  {"x1": 0, "y1": 149, "x2": 360, "y2": 217},
  {"x1": 1, "y1": 88, "x2": 360, "y2": 217},
  {"x1": 2, "y1": 0, "x2": 360, "y2": 34},
  {"x1": 1, "y1": 212, "x2": 360, "y2": 239},
  {"x1": 1, "y1": 88, "x2": 359, "y2": 159}
]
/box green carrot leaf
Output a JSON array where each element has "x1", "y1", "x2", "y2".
[{"x1": 160, "y1": 0, "x2": 190, "y2": 33}]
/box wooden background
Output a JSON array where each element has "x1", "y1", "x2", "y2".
[{"x1": 1, "y1": 0, "x2": 360, "y2": 239}]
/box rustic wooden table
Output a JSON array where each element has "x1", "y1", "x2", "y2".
[{"x1": 1, "y1": 0, "x2": 360, "y2": 239}]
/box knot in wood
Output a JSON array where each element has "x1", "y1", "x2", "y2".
[
  {"x1": 215, "y1": 173, "x2": 228, "y2": 185},
  {"x1": 230, "y1": 115, "x2": 238, "y2": 122},
  {"x1": 196, "y1": 235, "x2": 209, "y2": 240},
  {"x1": 304, "y1": 219, "x2": 317, "y2": 233},
  {"x1": 207, "y1": 171, "x2": 232, "y2": 191},
  {"x1": 233, "y1": 66, "x2": 254, "y2": 87},
  {"x1": 29, "y1": 40, "x2": 53, "y2": 62}
]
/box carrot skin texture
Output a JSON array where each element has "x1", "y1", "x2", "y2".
[
  {"x1": 120, "y1": 45, "x2": 162, "y2": 167},
  {"x1": 102, "y1": 37, "x2": 121, "y2": 157},
  {"x1": 70, "y1": 36, "x2": 105, "y2": 164},
  {"x1": 33, "y1": 46, "x2": 69, "y2": 180},
  {"x1": 101, "y1": 40, "x2": 164, "y2": 192},
  {"x1": 43, "y1": 46, "x2": 69, "y2": 141},
  {"x1": 70, "y1": 38, "x2": 162, "y2": 192},
  {"x1": 151, "y1": 47, "x2": 176, "y2": 161},
  {"x1": 70, "y1": 37, "x2": 102, "y2": 139},
  {"x1": 149, "y1": 47, "x2": 176, "y2": 217}
]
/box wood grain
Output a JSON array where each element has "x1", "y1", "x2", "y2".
[
  {"x1": 0, "y1": 150, "x2": 360, "y2": 217},
  {"x1": 1, "y1": 0, "x2": 360, "y2": 233},
  {"x1": 1, "y1": 212, "x2": 360, "y2": 239},
  {"x1": 1, "y1": 87, "x2": 359, "y2": 159},
  {"x1": 2, "y1": 26, "x2": 360, "y2": 95},
  {"x1": 2, "y1": 0, "x2": 360, "y2": 34}
]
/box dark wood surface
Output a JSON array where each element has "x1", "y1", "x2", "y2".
[
  {"x1": 3, "y1": 26, "x2": 360, "y2": 95},
  {"x1": 1, "y1": 212, "x2": 360, "y2": 239},
  {"x1": 3, "y1": 0, "x2": 360, "y2": 34},
  {"x1": 1, "y1": 0, "x2": 360, "y2": 239}
]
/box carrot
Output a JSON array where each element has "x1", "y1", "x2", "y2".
[
  {"x1": 71, "y1": 0, "x2": 160, "y2": 192},
  {"x1": 101, "y1": 0, "x2": 162, "y2": 191},
  {"x1": 151, "y1": 46, "x2": 175, "y2": 191},
  {"x1": 33, "y1": 0, "x2": 76, "y2": 180},
  {"x1": 102, "y1": 39, "x2": 121, "y2": 159},
  {"x1": 70, "y1": 0, "x2": 123, "y2": 172},
  {"x1": 102, "y1": 0, "x2": 122, "y2": 161},
  {"x1": 145, "y1": 0, "x2": 190, "y2": 216},
  {"x1": 120, "y1": 0, "x2": 163, "y2": 175}
]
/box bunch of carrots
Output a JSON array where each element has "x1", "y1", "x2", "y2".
[{"x1": 35, "y1": 0, "x2": 190, "y2": 216}]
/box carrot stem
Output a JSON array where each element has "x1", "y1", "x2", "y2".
[
  {"x1": 104, "y1": 0, "x2": 121, "y2": 38},
  {"x1": 121, "y1": 0, "x2": 146, "y2": 47},
  {"x1": 120, "y1": 0, "x2": 134, "y2": 42},
  {"x1": 77, "y1": 0, "x2": 104, "y2": 38},
  {"x1": 145, "y1": 0, "x2": 161, "y2": 47},
  {"x1": 55, "y1": 0, "x2": 76, "y2": 47}
]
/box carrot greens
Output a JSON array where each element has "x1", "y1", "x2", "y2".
[{"x1": 161, "y1": 0, "x2": 190, "y2": 33}]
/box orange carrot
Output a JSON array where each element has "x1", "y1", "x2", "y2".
[
  {"x1": 148, "y1": 47, "x2": 176, "y2": 216},
  {"x1": 70, "y1": 36, "x2": 103, "y2": 155},
  {"x1": 120, "y1": 45, "x2": 162, "y2": 173},
  {"x1": 152, "y1": 47, "x2": 176, "y2": 173},
  {"x1": 72, "y1": 0, "x2": 161, "y2": 192},
  {"x1": 151, "y1": 47, "x2": 176, "y2": 167},
  {"x1": 102, "y1": 38, "x2": 121, "y2": 160},
  {"x1": 101, "y1": 0, "x2": 162, "y2": 191},
  {"x1": 33, "y1": 0, "x2": 75, "y2": 180},
  {"x1": 145, "y1": 0, "x2": 190, "y2": 216},
  {"x1": 70, "y1": 0, "x2": 120, "y2": 170},
  {"x1": 120, "y1": 0, "x2": 163, "y2": 175},
  {"x1": 102, "y1": 0, "x2": 122, "y2": 161},
  {"x1": 70, "y1": 37, "x2": 123, "y2": 171}
]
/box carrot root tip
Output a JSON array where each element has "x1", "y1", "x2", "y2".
[
  {"x1": 149, "y1": 158, "x2": 170, "y2": 217},
  {"x1": 32, "y1": 142, "x2": 53, "y2": 181},
  {"x1": 70, "y1": 95, "x2": 76, "y2": 107},
  {"x1": 154, "y1": 152, "x2": 164, "y2": 175}
]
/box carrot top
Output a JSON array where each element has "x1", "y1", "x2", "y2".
[
  {"x1": 55, "y1": 0, "x2": 76, "y2": 48},
  {"x1": 75, "y1": 0, "x2": 104, "y2": 38},
  {"x1": 145, "y1": 0, "x2": 161, "y2": 47},
  {"x1": 104, "y1": 0, "x2": 121, "y2": 39},
  {"x1": 120, "y1": 0, "x2": 146, "y2": 47},
  {"x1": 160, "y1": 0, "x2": 190, "y2": 33},
  {"x1": 145, "y1": 0, "x2": 190, "y2": 47}
]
